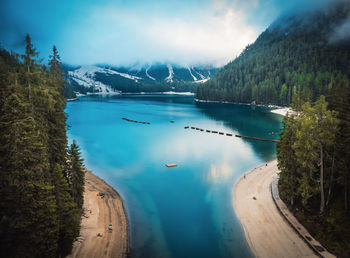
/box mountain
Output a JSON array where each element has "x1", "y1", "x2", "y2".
[
  {"x1": 64, "y1": 63, "x2": 217, "y2": 98},
  {"x1": 196, "y1": 1, "x2": 350, "y2": 105}
]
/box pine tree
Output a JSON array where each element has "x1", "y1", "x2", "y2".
[
  {"x1": 1, "y1": 38, "x2": 85, "y2": 257},
  {"x1": 293, "y1": 97, "x2": 339, "y2": 213},
  {"x1": 24, "y1": 34, "x2": 38, "y2": 73},
  {"x1": 277, "y1": 114, "x2": 298, "y2": 206},
  {"x1": 0, "y1": 92, "x2": 58, "y2": 257},
  {"x1": 67, "y1": 141, "x2": 85, "y2": 211},
  {"x1": 52, "y1": 164, "x2": 80, "y2": 257},
  {"x1": 328, "y1": 80, "x2": 350, "y2": 211},
  {"x1": 47, "y1": 46, "x2": 67, "y2": 168}
]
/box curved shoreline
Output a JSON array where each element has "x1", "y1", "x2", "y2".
[
  {"x1": 233, "y1": 160, "x2": 316, "y2": 258},
  {"x1": 68, "y1": 169, "x2": 129, "y2": 258}
]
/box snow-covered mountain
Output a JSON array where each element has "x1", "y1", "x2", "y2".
[{"x1": 64, "y1": 63, "x2": 217, "y2": 96}]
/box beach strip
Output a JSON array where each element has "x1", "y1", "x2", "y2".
[
  {"x1": 68, "y1": 170, "x2": 129, "y2": 258},
  {"x1": 233, "y1": 160, "x2": 317, "y2": 258}
]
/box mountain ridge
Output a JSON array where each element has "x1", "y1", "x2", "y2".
[
  {"x1": 196, "y1": 1, "x2": 350, "y2": 105},
  {"x1": 64, "y1": 63, "x2": 217, "y2": 98}
]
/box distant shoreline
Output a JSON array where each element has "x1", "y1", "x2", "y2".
[
  {"x1": 68, "y1": 169, "x2": 129, "y2": 258},
  {"x1": 194, "y1": 98, "x2": 296, "y2": 117},
  {"x1": 194, "y1": 98, "x2": 286, "y2": 108},
  {"x1": 69, "y1": 91, "x2": 195, "y2": 98}
]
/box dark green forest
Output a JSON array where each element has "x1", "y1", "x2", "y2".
[
  {"x1": 196, "y1": 1, "x2": 350, "y2": 255},
  {"x1": 196, "y1": 2, "x2": 350, "y2": 105},
  {"x1": 0, "y1": 35, "x2": 85, "y2": 257},
  {"x1": 277, "y1": 80, "x2": 350, "y2": 256}
]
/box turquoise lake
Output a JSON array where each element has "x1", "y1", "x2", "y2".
[{"x1": 66, "y1": 94, "x2": 283, "y2": 258}]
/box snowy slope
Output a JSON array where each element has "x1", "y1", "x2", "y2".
[
  {"x1": 67, "y1": 65, "x2": 142, "y2": 93},
  {"x1": 145, "y1": 65, "x2": 156, "y2": 80},
  {"x1": 65, "y1": 64, "x2": 218, "y2": 95},
  {"x1": 165, "y1": 64, "x2": 174, "y2": 83}
]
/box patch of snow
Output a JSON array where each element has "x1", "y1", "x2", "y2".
[
  {"x1": 165, "y1": 64, "x2": 174, "y2": 83},
  {"x1": 145, "y1": 64, "x2": 156, "y2": 80},
  {"x1": 70, "y1": 65, "x2": 142, "y2": 82},
  {"x1": 74, "y1": 92, "x2": 86, "y2": 97},
  {"x1": 193, "y1": 78, "x2": 210, "y2": 83},
  {"x1": 192, "y1": 67, "x2": 205, "y2": 80},
  {"x1": 68, "y1": 69, "x2": 113, "y2": 94},
  {"x1": 68, "y1": 65, "x2": 142, "y2": 94},
  {"x1": 187, "y1": 66, "x2": 198, "y2": 81},
  {"x1": 163, "y1": 91, "x2": 194, "y2": 95}
]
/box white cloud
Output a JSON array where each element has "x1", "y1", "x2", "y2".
[
  {"x1": 60, "y1": 1, "x2": 259, "y2": 67},
  {"x1": 146, "y1": 8, "x2": 257, "y2": 66}
]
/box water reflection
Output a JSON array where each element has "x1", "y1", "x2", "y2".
[
  {"x1": 66, "y1": 94, "x2": 281, "y2": 258},
  {"x1": 195, "y1": 102, "x2": 283, "y2": 161}
]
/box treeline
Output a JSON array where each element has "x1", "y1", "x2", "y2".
[
  {"x1": 196, "y1": 2, "x2": 350, "y2": 105},
  {"x1": 0, "y1": 35, "x2": 84, "y2": 257},
  {"x1": 277, "y1": 80, "x2": 350, "y2": 256}
]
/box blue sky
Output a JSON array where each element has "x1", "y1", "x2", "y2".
[{"x1": 0, "y1": 0, "x2": 331, "y2": 67}]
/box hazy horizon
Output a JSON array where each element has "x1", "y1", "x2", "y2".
[{"x1": 0, "y1": 0, "x2": 344, "y2": 67}]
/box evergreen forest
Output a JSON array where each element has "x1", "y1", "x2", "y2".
[
  {"x1": 0, "y1": 35, "x2": 85, "y2": 257},
  {"x1": 277, "y1": 81, "x2": 350, "y2": 256},
  {"x1": 196, "y1": 2, "x2": 350, "y2": 106}
]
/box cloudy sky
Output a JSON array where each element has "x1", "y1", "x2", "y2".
[{"x1": 0, "y1": 0, "x2": 331, "y2": 67}]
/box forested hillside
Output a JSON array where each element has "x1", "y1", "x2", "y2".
[
  {"x1": 277, "y1": 81, "x2": 350, "y2": 256},
  {"x1": 196, "y1": 2, "x2": 350, "y2": 105},
  {"x1": 64, "y1": 64, "x2": 217, "y2": 98},
  {"x1": 0, "y1": 35, "x2": 85, "y2": 257}
]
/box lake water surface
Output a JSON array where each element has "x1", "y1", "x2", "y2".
[{"x1": 66, "y1": 95, "x2": 282, "y2": 258}]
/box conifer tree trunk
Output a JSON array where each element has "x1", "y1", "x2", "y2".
[
  {"x1": 320, "y1": 144, "x2": 325, "y2": 213},
  {"x1": 326, "y1": 152, "x2": 335, "y2": 207},
  {"x1": 291, "y1": 168, "x2": 294, "y2": 206},
  {"x1": 346, "y1": 179, "x2": 348, "y2": 212}
]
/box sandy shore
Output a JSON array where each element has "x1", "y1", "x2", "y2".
[
  {"x1": 270, "y1": 107, "x2": 295, "y2": 116},
  {"x1": 233, "y1": 160, "x2": 317, "y2": 258},
  {"x1": 68, "y1": 170, "x2": 128, "y2": 258}
]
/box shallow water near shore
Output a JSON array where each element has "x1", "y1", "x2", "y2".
[{"x1": 66, "y1": 94, "x2": 282, "y2": 258}]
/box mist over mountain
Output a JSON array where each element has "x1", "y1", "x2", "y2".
[
  {"x1": 64, "y1": 63, "x2": 218, "y2": 98},
  {"x1": 196, "y1": 0, "x2": 350, "y2": 105}
]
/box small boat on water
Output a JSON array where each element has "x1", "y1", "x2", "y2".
[
  {"x1": 235, "y1": 134, "x2": 242, "y2": 138},
  {"x1": 206, "y1": 130, "x2": 211, "y2": 133},
  {"x1": 166, "y1": 164, "x2": 177, "y2": 167},
  {"x1": 272, "y1": 140, "x2": 280, "y2": 143},
  {"x1": 212, "y1": 131, "x2": 218, "y2": 134},
  {"x1": 184, "y1": 126, "x2": 189, "y2": 129},
  {"x1": 200, "y1": 129, "x2": 204, "y2": 132},
  {"x1": 191, "y1": 126, "x2": 195, "y2": 129},
  {"x1": 226, "y1": 133, "x2": 233, "y2": 136},
  {"x1": 170, "y1": 121, "x2": 175, "y2": 123},
  {"x1": 219, "y1": 132, "x2": 224, "y2": 135}
]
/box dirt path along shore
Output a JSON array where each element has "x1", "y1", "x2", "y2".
[
  {"x1": 68, "y1": 170, "x2": 128, "y2": 258},
  {"x1": 233, "y1": 160, "x2": 317, "y2": 258}
]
